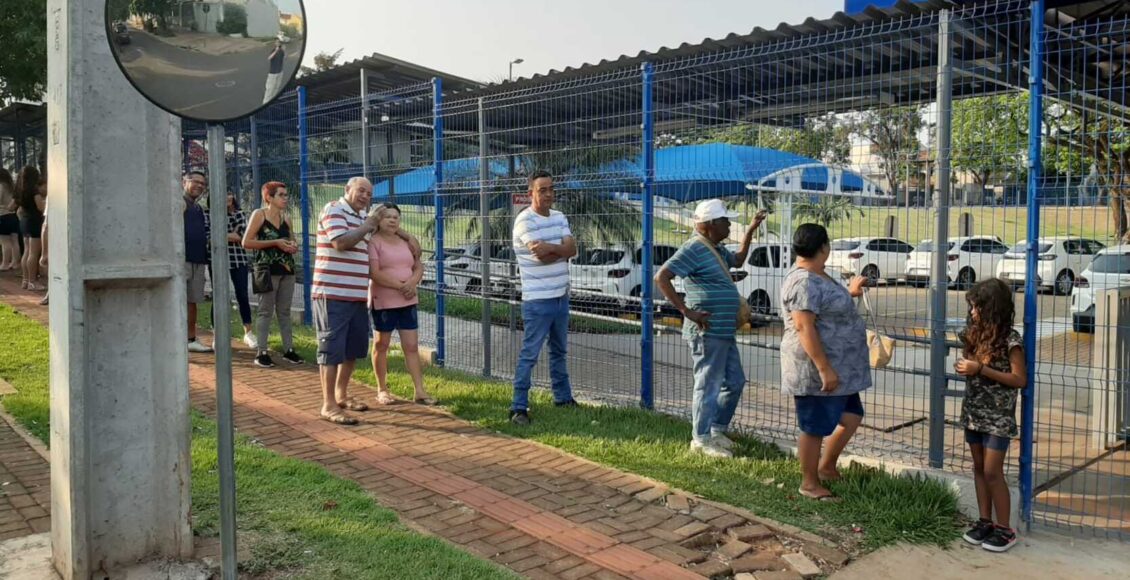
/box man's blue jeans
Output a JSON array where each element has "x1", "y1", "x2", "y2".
[
  {"x1": 689, "y1": 335, "x2": 746, "y2": 443},
  {"x1": 512, "y1": 295, "x2": 573, "y2": 411}
]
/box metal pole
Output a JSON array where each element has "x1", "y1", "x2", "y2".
[
  {"x1": 361, "y1": 69, "x2": 370, "y2": 183},
  {"x1": 250, "y1": 115, "x2": 260, "y2": 201},
  {"x1": 928, "y1": 8, "x2": 953, "y2": 469},
  {"x1": 433, "y1": 78, "x2": 446, "y2": 367},
  {"x1": 207, "y1": 123, "x2": 237, "y2": 580},
  {"x1": 299, "y1": 87, "x2": 312, "y2": 325},
  {"x1": 640, "y1": 62, "x2": 655, "y2": 410},
  {"x1": 1020, "y1": 0, "x2": 1045, "y2": 529},
  {"x1": 479, "y1": 98, "x2": 492, "y2": 377}
]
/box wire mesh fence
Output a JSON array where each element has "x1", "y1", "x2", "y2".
[{"x1": 184, "y1": 0, "x2": 1130, "y2": 540}]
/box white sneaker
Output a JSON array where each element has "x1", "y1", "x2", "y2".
[
  {"x1": 243, "y1": 332, "x2": 259, "y2": 349},
  {"x1": 710, "y1": 433, "x2": 735, "y2": 450},
  {"x1": 188, "y1": 340, "x2": 213, "y2": 353},
  {"x1": 690, "y1": 439, "x2": 733, "y2": 458}
]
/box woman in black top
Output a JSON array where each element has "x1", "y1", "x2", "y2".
[
  {"x1": 212, "y1": 192, "x2": 256, "y2": 346},
  {"x1": 242, "y1": 181, "x2": 304, "y2": 368},
  {"x1": 14, "y1": 166, "x2": 45, "y2": 290}
]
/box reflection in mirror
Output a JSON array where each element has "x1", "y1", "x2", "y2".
[{"x1": 106, "y1": 0, "x2": 306, "y2": 123}]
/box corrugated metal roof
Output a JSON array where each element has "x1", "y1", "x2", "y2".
[
  {"x1": 295, "y1": 51, "x2": 484, "y2": 104},
  {"x1": 494, "y1": 0, "x2": 956, "y2": 88}
]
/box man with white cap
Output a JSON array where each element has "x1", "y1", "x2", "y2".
[{"x1": 655, "y1": 199, "x2": 767, "y2": 457}]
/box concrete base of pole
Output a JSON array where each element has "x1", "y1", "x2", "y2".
[{"x1": 47, "y1": 1, "x2": 193, "y2": 577}]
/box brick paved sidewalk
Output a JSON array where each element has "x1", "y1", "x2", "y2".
[
  {"x1": 0, "y1": 275, "x2": 849, "y2": 579},
  {"x1": 0, "y1": 401, "x2": 51, "y2": 542}
]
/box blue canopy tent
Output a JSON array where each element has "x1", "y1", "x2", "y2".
[
  {"x1": 372, "y1": 144, "x2": 889, "y2": 209},
  {"x1": 372, "y1": 157, "x2": 515, "y2": 208},
  {"x1": 586, "y1": 143, "x2": 887, "y2": 203}
]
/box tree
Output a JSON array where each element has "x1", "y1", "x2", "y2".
[
  {"x1": 215, "y1": 4, "x2": 247, "y2": 37},
  {"x1": 0, "y1": 0, "x2": 47, "y2": 102},
  {"x1": 1046, "y1": 104, "x2": 1130, "y2": 241},
  {"x1": 794, "y1": 196, "x2": 864, "y2": 228},
  {"x1": 691, "y1": 114, "x2": 851, "y2": 164},
  {"x1": 130, "y1": 0, "x2": 174, "y2": 32},
  {"x1": 428, "y1": 144, "x2": 643, "y2": 251},
  {"x1": 951, "y1": 94, "x2": 1028, "y2": 190},
  {"x1": 852, "y1": 106, "x2": 924, "y2": 203},
  {"x1": 299, "y1": 49, "x2": 344, "y2": 77}
]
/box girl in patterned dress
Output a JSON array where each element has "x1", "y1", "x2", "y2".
[{"x1": 955, "y1": 278, "x2": 1027, "y2": 552}]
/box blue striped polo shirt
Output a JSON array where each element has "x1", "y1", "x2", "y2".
[{"x1": 665, "y1": 238, "x2": 741, "y2": 339}]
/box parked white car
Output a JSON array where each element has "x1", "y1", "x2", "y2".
[
  {"x1": 734, "y1": 243, "x2": 792, "y2": 316},
  {"x1": 422, "y1": 244, "x2": 520, "y2": 296},
  {"x1": 995, "y1": 237, "x2": 1106, "y2": 295},
  {"x1": 906, "y1": 235, "x2": 1009, "y2": 289},
  {"x1": 1071, "y1": 244, "x2": 1130, "y2": 333},
  {"x1": 570, "y1": 244, "x2": 679, "y2": 309},
  {"x1": 827, "y1": 237, "x2": 914, "y2": 285},
  {"x1": 667, "y1": 242, "x2": 815, "y2": 321}
]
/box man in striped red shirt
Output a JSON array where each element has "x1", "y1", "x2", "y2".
[{"x1": 312, "y1": 176, "x2": 417, "y2": 424}]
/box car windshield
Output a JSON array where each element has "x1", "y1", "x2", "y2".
[
  {"x1": 575, "y1": 249, "x2": 625, "y2": 266},
  {"x1": 915, "y1": 241, "x2": 954, "y2": 252},
  {"x1": 1090, "y1": 253, "x2": 1130, "y2": 274},
  {"x1": 1007, "y1": 242, "x2": 1053, "y2": 254},
  {"x1": 831, "y1": 240, "x2": 860, "y2": 251}
]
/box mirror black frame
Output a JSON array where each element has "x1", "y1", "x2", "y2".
[{"x1": 103, "y1": 1, "x2": 308, "y2": 123}]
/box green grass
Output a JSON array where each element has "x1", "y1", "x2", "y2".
[
  {"x1": 0, "y1": 306, "x2": 50, "y2": 443},
  {"x1": 416, "y1": 291, "x2": 639, "y2": 335},
  {"x1": 0, "y1": 304, "x2": 515, "y2": 580},
  {"x1": 202, "y1": 305, "x2": 963, "y2": 551}
]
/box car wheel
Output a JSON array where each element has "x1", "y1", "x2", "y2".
[
  {"x1": 466, "y1": 278, "x2": 481, "y2": 295},
  {"x1": 957, "y1": 268, "x2": 975, "y2": 290},
  {"x1": 630, "y1": 285, "x2": 642, "y2": 297},
  {"x1": 748, "y1": 290, "x2": 771, "y2": 316},
  {"x1": 1054, "y1": 270, "x2": 1074, "y2": 296},
  {"x1": 1073, "y1": 316, "x2": 1093, "y2": 334},
  {"x1": 862, "y1": 265, "x2": 881, "y2": 286}
]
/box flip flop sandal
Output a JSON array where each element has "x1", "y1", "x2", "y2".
[
  {"x1": 320, "y1": 412, "x2": 358, "y2": 426},
  {"x1": 340, "y1": 398, "x2": 369, "y2": 412},
  {"x1": 414, "y1": 397, "x2": 439, "y2": 406},
  {"x1": 798, "y1": 489, "x2": 843, "y2": 503},
  {"x1": 375, "y1": 391, "x2": 397, "y2": 405}
]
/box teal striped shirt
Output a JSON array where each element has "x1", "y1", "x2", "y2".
[{"x1": 665, "y1": 238, "x2": 740, "y2": 339}]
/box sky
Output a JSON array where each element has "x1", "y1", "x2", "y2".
[{"x1": 301, "y1": 0, "x2": 848, "y2": 83}]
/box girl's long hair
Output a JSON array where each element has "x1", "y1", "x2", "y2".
[
  {"x1": 14, "y1": 166, "x2": 40, "y2": 213},
  {"x1": 962, "y1": 278, "x2": 1015, "y2": 364}
]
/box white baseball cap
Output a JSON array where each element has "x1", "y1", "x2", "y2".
[{"x1": 693, "y1": 199, "x2": 739, "y2": 223}]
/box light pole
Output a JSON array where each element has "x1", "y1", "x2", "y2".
[{"x1": 509, "y1": 58, "x2": 524, "y2": 82}]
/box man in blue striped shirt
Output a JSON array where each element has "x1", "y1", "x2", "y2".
[
  {"x1": 510, "y1": 170, "x2": 578, "y2": 425},
  {"x1": 655, "y1": 199, "x2": 767, "y2": 457}
]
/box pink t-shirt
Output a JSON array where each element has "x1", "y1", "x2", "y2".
[{"x1": 368, "y1": 234, "x2": 419, "y2": 310}]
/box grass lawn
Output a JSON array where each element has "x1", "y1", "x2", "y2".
[
  {"x1": 0, "y1": 304, "x2": 516, "y2": 580},
  {"x1": 202, "y1": 306, "x2": 963, "y2": 551},
  {"x1": 416, "y1": 290, "x2": 639, "y2": 335}
]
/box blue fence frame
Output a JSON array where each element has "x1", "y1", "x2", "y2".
[{"x1": 192, "y1": 0, "x2": 1130, "y2": 539}]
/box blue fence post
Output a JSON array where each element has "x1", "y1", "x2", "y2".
[
  {"x1": 1020, "y1": 0, "x2": 1045, "y2": 530},
  {"x1": 298, "y1": 87, "x2": 313, "y2": 326},
  {"x1": 640, "y1": 62, "x2": 656, "y2": 410},
  {"x1": 433, "y1": 77, "x2": 446, "y2": 367}
]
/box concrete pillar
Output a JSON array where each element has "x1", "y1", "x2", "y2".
[{"x1": 47, "y1": 1, "x2": 193, "y2": 578}]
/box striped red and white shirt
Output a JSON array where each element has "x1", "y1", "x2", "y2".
[{"x1": 312, "y1": 197, "x2": 370, "y2": 302}]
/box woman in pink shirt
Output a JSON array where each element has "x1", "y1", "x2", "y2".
[{"x1": 368, "y1": 203, "x2": 436, "y2": 406}]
